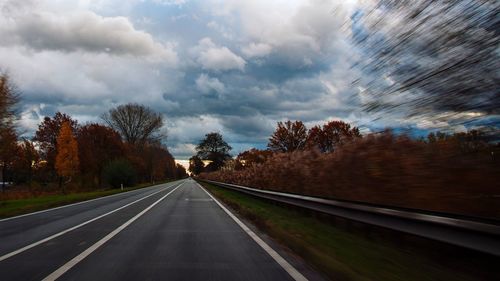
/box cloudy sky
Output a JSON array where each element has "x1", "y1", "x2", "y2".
[{"x1": 1, "y1": 0, "x2": 496, "y2": 159}]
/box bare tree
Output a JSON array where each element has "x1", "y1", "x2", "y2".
[
  {"x1": 102, "y1": 103, "x2": 164, "y2": 145},
  {"x1": 0, "y1": 73, "x2": 19, "y2": 133}
]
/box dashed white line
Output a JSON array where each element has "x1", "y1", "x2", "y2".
[
  {"x1": 0, "y1": 180, "x2": 182, "y2": 222},
  {"x1": 42, "y1": 182, "x2": 184, "y2": 281},
  {"x1": 0, "y1": 182, "x2": 182, "y2": 262},
  {"x1": 196, "y1": 182, "x2": 308, "y2": 281}
]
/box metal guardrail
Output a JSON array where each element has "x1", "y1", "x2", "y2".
[{"x1": 198, "y1": 179, "x2": 500, "y2": 256}]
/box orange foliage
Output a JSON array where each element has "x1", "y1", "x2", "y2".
[{"x1": 55, "y1": 121, "x2": 79, "y2": 178}]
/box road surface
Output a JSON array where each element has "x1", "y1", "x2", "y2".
[{"x1": 0, "y1": 179, "x2": 307, "y2": 281}]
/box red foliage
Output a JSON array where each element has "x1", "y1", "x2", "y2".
[
  {"x1": 235, "y1": 148, "x2": 273, "y2": 170},
  {"x1": 201, "y1": 131, "x2": 500, "y2": 219},
  {"x1": 268, "y1": 120, "x2": 307, "y2": 152},
  {"x1": 77, "y1": 123, "x2": 123, "y2": 187},
  {"x1": 33, "y1": 112, "x2": 78, "y2": 175},
  {"x1": 125, "y1": 142, "x2": 177, "y2": 183},
  {"x1": 306, "y1": 120, "x2": 361, "y2": 152}
]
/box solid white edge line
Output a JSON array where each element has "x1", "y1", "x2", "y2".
[
  {"x1": 0, "y1": 181, "x2": 184, "y2": 262},
  {"x1": 0, "y1": 180, "x2": 182, "y2": 222},
  {"x1": 196, "y1": 182, "x2": 308, "y2": 281},
  {"x1": 42, "y1": 182, "x2": 184, "y2": 281}
]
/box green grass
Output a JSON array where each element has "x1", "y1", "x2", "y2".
[
  {"x1": 200, "y1": 182, "x2": 480, "y2": 281},
  {"x1": 0, "y1": 180, "x2": 175, "y2": 219}
]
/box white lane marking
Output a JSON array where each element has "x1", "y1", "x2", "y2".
[
  {"x1": 0, "y1": 181, "x2": 183, "y2": 262},
  {"x1": 0, "y1": 180, "x2": 182, "y2": 222},
  {"x1": 42, "y1": 182, "x2": 184, "y2": 281},
  {"x1": 196, "y1": 182, "x2": 308, "y2": 281}
]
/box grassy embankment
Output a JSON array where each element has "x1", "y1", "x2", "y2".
[
  {"x1": 0, "y1": 180, "x2": 175, "y2": 219},
  {"x1": 200, "y1": 181, "x2": 490, "y2": 281}
]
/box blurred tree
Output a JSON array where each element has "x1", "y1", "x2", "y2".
[
  {"x1": 176, "y1": 163, "x2": 188, "y2": 179},
  {"x1": 189, "y1": 155, "x2": 204, "y2": 175},
  {"x1": 34, "y1": 112, "x2": 78, "y2": 180},
  {"x1": 55, "y1": 121, "x2": 79, "y2": 192},
  {"x1": 306, "y1": 120, "x2": 361, "y2": 153},
  {"x1": 352, "y1": 0, "x2": 500, "y2": 123},
  {"x1": 196, "y1": 132, "x2": 232, "y2": 172},
  {"x1": 268, "y1": 120, "x2": 307, "y2": 152},
  {"x1": 77, "y1": 123, "x2": 123, "y2": 188},
  {"x1": 102, "y1": 103, "x2": 164, "y2": 145}
]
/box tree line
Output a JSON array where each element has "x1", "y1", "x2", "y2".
[
  {"x1": 188, "y1": 120, "x2": 361, "y2": 175},
  {"x1": 195, "y1": 120, "x2": 499, "y2": 218},
  {"x1": 0, "y1": 74, "x2": 187, "y2": 195}
]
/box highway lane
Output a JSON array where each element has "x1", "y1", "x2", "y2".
[
  {"x1": 0, "y1": 180, "x2": 184, "y2": 257},
  {"x1": 0, "y1": 181, "x2": 184, "y2": 280},
  {"x1": 0, "y1": 179, "x2": 306, "y2": 281}
]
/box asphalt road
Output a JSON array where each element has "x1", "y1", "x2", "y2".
[{"x1": 0, "y1": 179, "x2": 305, "y2": 281}]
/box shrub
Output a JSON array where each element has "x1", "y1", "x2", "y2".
[
  {"x1": 103, "y1": 159, "x2": 137, "y2": 188},
  {"x1": 200, "y1": 131, "x2": 500, "y2": 218}
]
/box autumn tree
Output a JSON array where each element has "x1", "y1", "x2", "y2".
[
  {"x1": 0, "y1": 74, "x2": 19, "y2": 190},
  {"x1": 102, "y1": 103, "x2": 164, "y2": 145},
  {"x1": 0, "y1": 127, "x2": 18, "y2": 190},
  {"x1": 196, "y1": 132, "x2": 232, "y2": 172},
  {"x1": 77, "y1": 123, "x2": 123, "y2": 187},
  {"x1": 34, "y1": 112, "x2": 78, "y2": 179},
  {"x1": 176, "y1": 163, "x2": 188, "y2": 179},
  {"x1": 143, "y1": 142, "x2": 176, "y2": 182},
  {"x1": 306, "y1": 120, "x2": 361, "y2": 153},
  {"x1": 235, "y1": 148, "x2": 273, "y2": 169},
  {"x1": 188, "y1": 155, "x2": 204, "y2": 175},
  {"x1": 55, "y1": 121, "x2": 79, "y2": 192},
  {"x1": 268, "y1": 120, "x2": 307, "y2": 152}
]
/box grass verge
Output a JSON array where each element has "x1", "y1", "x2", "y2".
[
  {"x1": 200, "y1": 181, "x2": 485, "y2": 281},
  {"x1": 0, "y1": 180, "x2": 175, "y2": 219}
]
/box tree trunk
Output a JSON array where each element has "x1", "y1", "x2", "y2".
[
  {"x1": 1, "y1": 163, "x2": 5, "y2": 193},
  {"x1": 59, "y1": 176, "x2": 64, "y2": 194}
]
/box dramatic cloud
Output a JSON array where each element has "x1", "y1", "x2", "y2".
[
  {"x1": 194, "y1": 38, "x2": 246, "y2": 71},
  {"x1": 0, "y1": 6, "x2": 177, "y2": 62},
  {"x1": 3, "y1": 0, "x2": 488, "y2": 160}
]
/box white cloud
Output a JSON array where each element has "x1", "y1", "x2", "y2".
[
  {"x1": 166, "y1": 115, "x2": 226, "y2": 144},
  {"x1": 207, "y1": 0, "x2": 354, "y2": 67},
  {"x1": 152, "y1": 0, "x2": 188, "y2": 6},
  {"x1": 0, "y1": 4, "x2": 177, "y2": 64},
  {"x1": 196, "y1": 74, "x2": 225, "y2": 94},
  {"x1": 194, "y1": 38, "x2": 246, "y2": 71},
  {"x1": 241, "y1": 42, "x2": 272, "y2": 58},
  {"x1": 207, "y1": 20, "x2": 233, "y2": 39}
]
